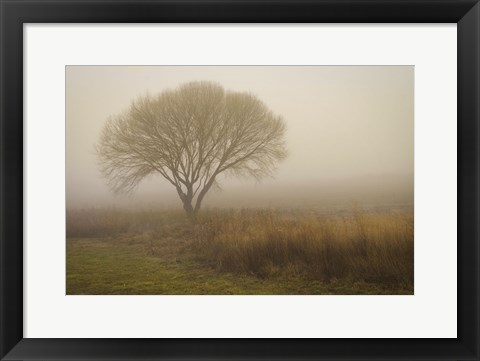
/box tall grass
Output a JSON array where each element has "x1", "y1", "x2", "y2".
[
  {"x1": 192, "y1": 208, "x2": 413, "y2": 285},
  {"x1": 66, "y1": 206, "x2": 413, "y2": 287}
]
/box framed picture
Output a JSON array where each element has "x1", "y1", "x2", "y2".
[{"x1": 0, "y1": 0, "x2": 478, "y2": 360}]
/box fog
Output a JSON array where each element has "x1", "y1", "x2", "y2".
[{"x1": 66, "y1": 66, "x2": 413, "y2": 210}]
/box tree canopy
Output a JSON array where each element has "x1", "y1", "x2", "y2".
[{"x1": 96, "y1": 81, "x2": 287, "y2": 218}]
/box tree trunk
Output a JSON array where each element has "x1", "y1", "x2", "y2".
[
  {"x1": 176, "y1": 178, "x2": 216, "y2": 222},
  {"x1": 182, "y1": 198, "x2": 197, "y2": 222},
  {"x1": 175, "y1": 185, "x2": 197, "y2": 221},
  {"x1": 193, "y1": 176, "x2": 217, "y2": 215}
]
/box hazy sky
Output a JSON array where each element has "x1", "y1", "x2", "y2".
[{"x1": 66, "y1": 66, "x2": 413, "y2": 209}]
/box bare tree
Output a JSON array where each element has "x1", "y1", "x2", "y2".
[{"x1": 96, "y1": 81, "x2": 287, "y2": 219}]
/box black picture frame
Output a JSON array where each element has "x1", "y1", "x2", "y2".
[{"x1": 1, "y1": 0, "x2": 478, "y2": 360}]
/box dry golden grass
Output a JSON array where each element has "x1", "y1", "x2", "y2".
[
  {"x1": 66, "y1": 206, "x2": 413, "y2": 290},
  {"x1": 192, "y1": 207, "x2": 413, "y2": 286}
]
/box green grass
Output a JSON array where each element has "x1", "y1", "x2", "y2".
[{"x1": 67, "y1": 235, "x2": 412, "y2": 295}]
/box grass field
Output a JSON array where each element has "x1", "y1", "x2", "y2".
[{"x1": 66, "y1": 207, "x2": 414, "y2": 295}]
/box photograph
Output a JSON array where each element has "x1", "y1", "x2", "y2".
[
  {"x1": 66, "y1": 65, "x2": 414, "y2": 295},
  {"x1": 3, "y1": 0, "x2": 478, "y2": 358}
]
